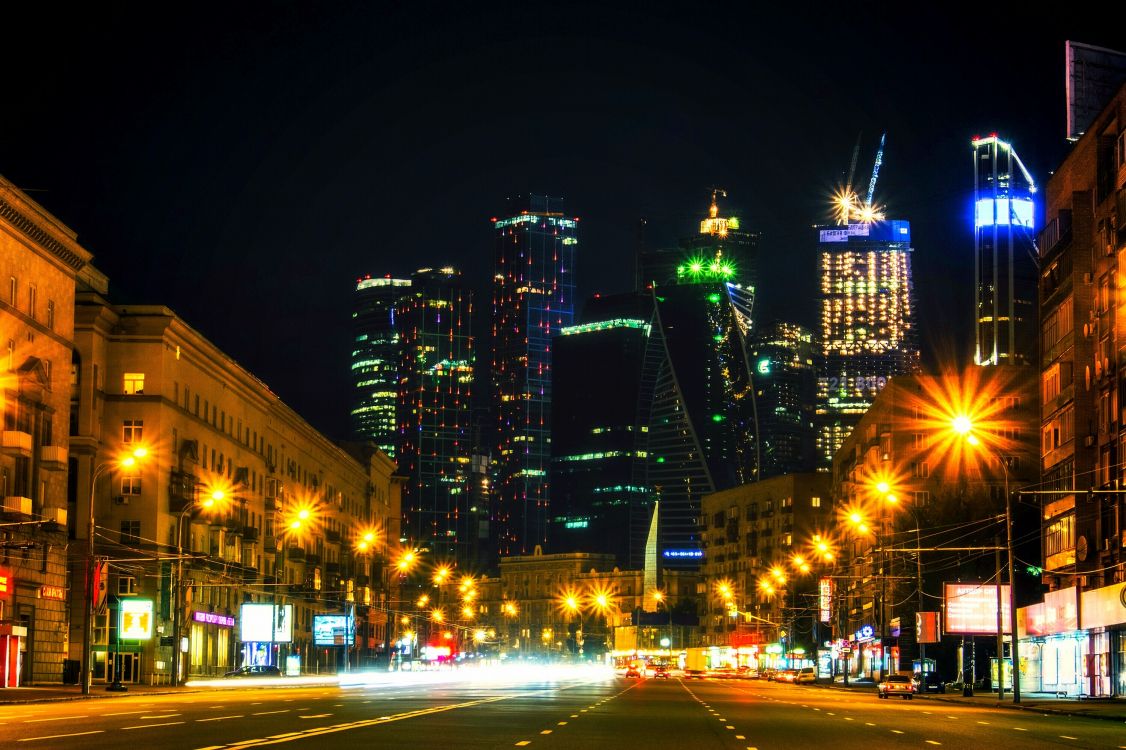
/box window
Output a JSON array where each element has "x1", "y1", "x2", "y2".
[
  {"x1": 8, "y1": 276, "x2": 15, "y2": 305},
  {"x1": 1044, "y1": 514, "x2": 1075, "y2": 558},
  {"x1": 123, "y1": 373, "x2": 145, "y2": 395},
  {"x1": 121, "y1": 476, "x2": 142, "y2": 495},
  {"x1": 43, "y1": 359, "x2": 51, "y2": 387},
  {"x1": 122, "y1": 419, "x2": 143, "y2": 443},
  {"x1": 6, "y1": 339, "x2": 13, "y2": 371},
  {"x1": 913, "y1": 491, "x2": 931, "y2": 507},
  {"x1": 120, "y1": 520, "x2": 141, "y2": 545},
  {"x1": 46, "y1": 300, "x2": 54, "y2": 330},
  {"x1": 811, "y1": 496, "x2": 821, "y2": 508},
  {"x1": 912, "y1": 433, "x2": 929, "y2": 451},
  {"x1": 117, "y1": 576, "x2": 138, "y2": 595},
  {"x1": 27, "y1": 284, "x2": 36, "y2": 318},
  {"x1": 911, "y1": 461, "x2": 930, "y2": 479}
]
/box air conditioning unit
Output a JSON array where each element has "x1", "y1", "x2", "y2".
[{"x1": 114, "y1": 495, "x2": 130, "y2": 505}]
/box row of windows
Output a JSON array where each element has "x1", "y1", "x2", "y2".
[{"x1": 6, "y1": 276, "x2": 56, "y2": 330}]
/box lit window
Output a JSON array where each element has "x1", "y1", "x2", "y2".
[
  {"x1": 811, "y1": 496, "x2": 821, "y2": 508},
  {"x1": 124, "y1": 373, "x2": 145, "y2": 395}
]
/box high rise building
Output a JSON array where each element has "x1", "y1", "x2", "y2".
[
  {"x1": 638, "y1": 191, "x2": 760, "y2": 295},
  {"x1": 351, "y1": 275, "x2": 410, "y2": 455},
  {"x1": 646, "y1": 263, "x2": 758, "y2": 568},
  {"x1": 549, "y1": 292, "x2": 656, "y2": 568},
  {"x1": 973, "y1": 134, "x2": 1038, "y2": 367},
  {"x1": 492, "y1": 195, "x2": 577, "y2": 556},
  {"x1": 815, "y1": 220, "x2": 919, "y2": 468},
  {"x1": 396, "y1": 267, "x2": 474, "y2": 564},
  {"x1": 751, "y1": 322, "x2": 817, "y2": 477}
]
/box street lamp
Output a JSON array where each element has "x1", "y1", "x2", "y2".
[
  {"x1": 870, "y1": 478, "x2": 927, "y2": 672},
  {"x1": 273, "y1": 501, "x2": 317, "y2": 673},
  {"x1": 82, "y1": 446, "x2": 149, "y2": 695},
  {"x1": 953, "y1": 414, "x2": 1020, "y2": 704},
  {"x1": 171, "y1": 486, "x2": 228, "y2": 687}
]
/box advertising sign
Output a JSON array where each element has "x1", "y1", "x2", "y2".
[
  {"x1": 1080, "y1": 582, "x2": 1126, "y2": 629},
  {"x1": 240, "y1": 603, "x2": 293, "y2": 643},
  {"x1": 916, "y1": 611, "x2": 941, "y2": 643},
  {"x1": 819, "y1": 578, "x2": 833, "y2": 623},
  {"x1": 0, "y1": 567, "x2": 11, "y2": 601},
  {"x1": 39, "y1": 585, "x2": 66, "y2": 601},
  {"x1": 313, "y1": 614, "x2": 354, "y2": 646},
  {"x1": 119, "y1": 598, "x2": 154, "y2": 640},
  {"x1": 944, "y1": 583, "x2": 1011, "y2": 634},
  {"x1": 193, "y1": 610, "x2": 236, "y2": 628}
]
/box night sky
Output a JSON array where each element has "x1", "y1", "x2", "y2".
[{"x1": 2, "y1": 4, "x2": 1118, "y2": 439}]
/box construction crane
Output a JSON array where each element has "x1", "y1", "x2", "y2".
[{"x1": 833, "y1": 133, "x2": 887, "y2": 225}]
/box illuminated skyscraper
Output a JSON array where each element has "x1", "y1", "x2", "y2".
[
  {"x1": 492, "y1": 195, "x2": 577, "y2": 556},
  {"x1": 815, "y1": 220, "x2": 919, "y2": 468},
  {"x1": 972, "y1": 134, "x2": 1038, "y2": 367},
  {"x1": 396, "y1": 267, "x2": 475, "y2": 563},
  {"x1": 751, "y1": 321, "x2": 817, "y2": 478},
  {"x1": 351, "y1": 275, "x2": 411, "y2": 454},
  {"x1": 549, "y1": 292, "x2": 656, "y2": 568},
  {"x1": 646, "y1": 261, "x2": 758, "y2": 568}
]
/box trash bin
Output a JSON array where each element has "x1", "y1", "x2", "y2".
[
  {"x1": 962, "y1": 682, "x2": 973, "y2": 697},
  {"x1": 62, "y1": 659, "x2": 81, "y2": 685}
]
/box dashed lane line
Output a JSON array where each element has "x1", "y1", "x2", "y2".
[
  {"x1": 105, "y1": 711, "x2": 145, "y2": 716},
  {"x1": 252, "y1": 710, "x2": 290, "y2": 716},
  {"x1": 17, "y1": 730, "x2": 105, "y2": 743},
  {"x1": 197, "y1": 715, "x2": 245, "y2": 722},
  {"x1": 1060, "y1": 736, "x2": 1078, "y2": 741},
  {"x1": 515, "y1": 742, "x2": 531, "y2": 747},
  {"x1": 23, "y1": 715, "x2": 88, "y2": 723},
  {"x1": 558, "y1": 721, "x2": 568, "y2": 725},
  {"x1": 298, "y1": 714, "x2": 332, "y2": 720},
  {"x1": 540, "y1": 730, "x2": 553, "y2": 735},
  {"x1": 123, "y1": 722, "x2": 185, "y2": 730},
  {"x1": 891, "y1": 730, "x2": 904, "y2": 735},
  {"x1": 139, "y1": 714, "x2": 182, "y2": 719},
  {"x1": 925, "y1": 742, "x2": 942, "y2": 746}
]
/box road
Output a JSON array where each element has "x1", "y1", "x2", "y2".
[{"x1": 3, "y1": 670, "x2": 1123, "y2": 749}]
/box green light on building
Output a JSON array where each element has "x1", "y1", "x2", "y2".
[
  {"x1": 757, "y1": 359, "x2": 771, "y2": 375},
  {"x1": 707, "y1": 293, "x2": 722, "y2": 303},
  {"x1": 711, "y1": 413, "x2": 725, "y2": 423}
]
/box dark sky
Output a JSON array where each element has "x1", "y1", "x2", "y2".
[{"x1": 2, "y1": 3, "x2": 1119, "y2": 439}]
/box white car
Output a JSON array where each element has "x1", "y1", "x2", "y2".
[{"x1": 794, "y1": 667, "x2": 816, "y2": 684}]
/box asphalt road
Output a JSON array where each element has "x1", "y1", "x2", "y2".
[{"x1": 3, "y1": 671, "x2": 1124, "y2": 749}]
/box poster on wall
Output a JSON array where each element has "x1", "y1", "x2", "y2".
[{"x1": 240, "y1": 603, "x2": 293, "y2": 642}]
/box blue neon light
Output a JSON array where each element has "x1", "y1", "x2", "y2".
[
  {"x1": 975, "y1": 197, "x2": 1035, "y2": 229},
  {"x1": 662, "y1": 549, "x2": 704, "y2": 559}
]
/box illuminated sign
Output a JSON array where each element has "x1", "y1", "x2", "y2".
[
  {"x1": 819, "y1": 220, "x2": 911, "y2": 244},
  {"x1": 193, "y1": 610, "x2": 235, "y2": 628},
  {"x1": 662, "y1": 549, "x2": 703, "y2": 559},
  {"x1": 855, "y1": 624, "x2": 875, "y2": 641},
  {"x1": 757, "y1": 359, "x2": 771, "y2": 375},
  {"x1": 119, "y1": 598, "x2": 154, "y2": 640},
  {"x1": 313, "y1": 614, "x2": 355, "y2": 646},
  {"x1": 240, "y1": 603, "x2": 293, "y2": 643},
  {"x1": 39, "y1": 585, "x2": 66, "y2": 601},
  {"x1": 0, "y1": 567, "x2": 12, "y2": 601},
  {"x1": 974, "y1": 197, "x2": 1035, "y2": 229},
  {"x1": 819, "y1": 578, "x2": 833, "y2": 623},
  {"x1": 916, "y1": 611, "x2": 941, "y2": 643},
  {"x1": 944, "y1": 583, "x2": 1011, "y2": 634}
]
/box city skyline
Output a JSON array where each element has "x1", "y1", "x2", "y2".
[{"x1": 1, "y1": 5, "x2": 1117, "y2": 440}]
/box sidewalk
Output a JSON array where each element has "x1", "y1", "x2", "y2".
[
  {"x1": 815, "y1": 678, "x2": 1126, "y2": 723},
  {"x1": 0, "y1": 684, "x2": 188, "y2": 704}
]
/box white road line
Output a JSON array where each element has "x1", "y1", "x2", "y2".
[
  {"x1": 1013, "y1": 727, "x2": 1028, "y2": 732},
  {"x1": 540, "y1": 729, "x2": 553, "y2": 735},
  {"x1": 865, "y1": 722, "x2": 876, "y2": 726},
  {"x1": 844, "y1": 717, "x2": 854, "y2": 721},
  {"x1": 1060, "y1": 736, "x2": 1078, "y2": 741},
  {"x1": 23, "y1": 715, "x2": 88, "y2": 723},
  {"x1": 252, "y1": 709, "x2": 290, "y2": 715},
  {"x1": 891, "y1": 730, "x2": 904, "y2": 734},
  {"x1": 736, "y1": 735, "x2": 745, "y2": 740},
  {"x1": 926, "y1": 742, "x2": 942, "y2": 746},
  {"x1": 977, "y1": 721, "x2": 991, "y2": 725},
  {"x1": 570, "y1": 714, "x2": 579, "y2": 718},
  {"x1": 105, "y1": 711, "x2": 146, "y2": 716},
  {"x1": 140, "y1": 714, "x2": 181, "y2": 719},
  {"x1": 299, "y1": 714, "x2": 332, "y2": 719},
  {"x1": 18, "y1": 731, "x2": 104, "y2": 742},
  {"x1": 515, "y1": 742, "x2": 531, "y2": 747},
  {"x1": 123, "y1": 721, "x2": 185, "y2": 730},
  {"x1": 197, "y1": 715, "x2": 245, "y2": 722},
  {"x1": 558, "y1": 721, "x2": 568, "y2": 725}
]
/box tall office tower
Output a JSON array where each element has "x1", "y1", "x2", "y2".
[
  {"x1": 973, "y1": 135, "x2": 1038, "y2": 366},
  {"x1": 396, "y1": 267, "x2": 475, "y2": 564},
  {"x1": 647, "y1": 261, "x2": 758, "y2": 568},
  {"x1": 751, "y1": 321, "x2": 818, "y2": 477},
  {"x1": 492, "y1": 195, "x2": 577, "y2": 556},
  {"x1": 351, "y1": 275, "x2": 411, "y2": 455},
  {"x1": 549, "y1": 292, "x2": 656, "y2": 569},
  {"x1": 815, "y1": 220, "x2": 920, "y2": 468},
  {"x1": 638, "y1": 191, "x2": 761, "y2": 294}
]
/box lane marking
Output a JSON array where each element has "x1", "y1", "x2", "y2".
[
  {"x1": 123, "y1": 721, "x2": 185, "y2": 730},
  {"x1": 844, "y1": 717, "x2": 854, "y2": 721},
  {"x1": 299, "y1": 714, "x2": 332, "y2": 719},
  {"x1": 198, "y1": 715, "x2": 245, "y2": 722},
  {"x1": 1013, "y1": 728, "x2": 1027, "y2": 732},
  {"x1": 891, "y1": 730, "x2": 904, "y2": 734},
  {"x1": 726, "y1": 725, "x2": 735, "y2": 729},
  {"x1": 1060, "y1": 736, "x2": 1078, "y2": 741},
  {"x1": 926, "y1": 742, "x2": 941, "y2": 746},
  {"x1": 18, "y1": 731, "x2": 104, "y2": 742},
  {"x1": 140, "y1": 714, "x2": 182, "y2": 719},
  {"x1": 252, "y1": 710, "x2": 290, "y2": 716},
  {"x1": 570, "y1": 714, "x2": 578, "y2": 718},
  {"x1": 540, "y1": 730, "x2": 553, "y2": 735},
  {"x1": 23, "y1": 715, "x2": 88, "y2": 723},
  {"x1": 865, "y1": 722, "x2": 875, "y2": 726},
  {"x1": 736, "y1": 736, "x2": 745, "y2": 740},
  {"x1": 558, "y1": 721, "x2": 568, "y2": 725},
  {"x1": 977, "y1": 721, "x2": 991, "y2": 725},
  {"x1": 515, "y1": 743, "x2": 531, "y2": 747},
  {"x1": 105, "y1": 711, "x2": 146, "y2": 716}
]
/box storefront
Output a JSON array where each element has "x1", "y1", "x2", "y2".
[
  {"x1": 1078, "y1": 581, "x2": 1126, "y2": 697},
  {"x1": 189, "y1": 610, "x2": 235, "y2": 677}
]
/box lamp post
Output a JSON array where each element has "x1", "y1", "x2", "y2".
[
  {"x1": 273, "y1": 503, "x2": 315, "y2": 673},
  {"x1": 171, "y1": 488, "x2": 226, "y2": 687},
  {"x1": 873, "y1": 481, "x2": 926, "y2": 670},
  {"x1": 953, "y1": 416, "x2": 1020, "y2": 703},
  {"x1": 651, "y1": 590, "x2": 671, "y2": 654},
  {"x1": 82, "y1": 446, "x2": 148, "y2": 695}
]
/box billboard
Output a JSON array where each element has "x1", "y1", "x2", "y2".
[
  {"x1": 819, "y1": 578, "x2": 833, "y2": 623},
  {"x1": 240, "y1": 603, "x2": 293, "y2": 643},
  {"x1": 313, "y1": 614, "x2": 354, "y2": 646},
  {"x1": 944, "y1": 583, "x2": 1010, "y2": 635},
  {"x1": 119, "y1": 598, "x2": 154, "y2": 640},
  {"x1": 818, "y1": 220, "x2": 911, "y2": 244}
]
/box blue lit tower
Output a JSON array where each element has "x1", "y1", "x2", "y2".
[
  {"x1": 751, "y1": 321, "x2": 817, "y2": 478},
  {"x1": 492, "y1": 195, "x2": 577, "y2": 556},
  {"x1": 646, "y1": 255, "x2": 758, "y2": 568},
  {"x1": 396, "y1": 267, "x2": 475, "y2": 564},
  {"x1": 549, "y1": 292, "x2": 656, "y2": 568},
  {"x1": 351, "y1": 275, "x2": 411, "y2": 454},
  {"x1": 972, "y1": 134, "x2": 1038, "y2": 367},
  {"x1": 815, "y1": 220, "x2": 920, "y2": 468}
]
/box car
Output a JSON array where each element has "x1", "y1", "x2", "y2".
[
  {"x1": 877, "y1": 673, "x2": 917, "y2": 699},
  {"x1": 761, "y1": 668, "x2": 778, "y2": 681},
  {"x1": 794, "y1": 667, "x2": 816, "y2": 684},
  {"x1": 912, "y1": 672, "x2": 945, "y2": 693},
  {"x1": 223, "y1": 665, "x2": 282, "y2": 678},
  {"x1": 625, "y1": 666, "x2": 641, "y2": 678},
  {"x1": 653, "y1": 665, "x2": 671, "y2": 679},
  {"x1": 775, "y1": 668, "x2": 799, "y2": 683}
]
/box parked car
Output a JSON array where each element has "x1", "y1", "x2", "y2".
[
  {"x1": 775, "y1": 669, "x2": 799, "y2": 683},
  {"x1": 794, "y1": 667, "x2": 816, "y2": 684},
  {"x1": 223, "y1": 665, "x2": 282, "y2": 678},
  {"x1": 912, "y1": 672, "x2": 946, "y2": 693},
  {"x1": 877, "y1": 673, "x2": 916, "y2": 699}
]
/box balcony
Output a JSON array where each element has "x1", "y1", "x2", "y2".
[
  {"x1": 39, "y1": 445, "x2": 68, "y2": 470},
  {"x1": 242, "y1": 526, "x2": 259, "y2": 542},
  {"x1": 305, "y1": 552, "x2": 322, "y2": 566},
  {"x1": 1039, "y1": 210, "x2": 1073, "y2": 259},
  {"x1": 265, "y1": 497, "x2": 278, "y2": 511},
  {"x1": 2, "y1": 496, "x2": 33, "y2": 517},
  {"x1": 286, "y1": 546, "x2": 305, "y2": 561},
  {"x1": 326, "y1": 562, "x2": 341, "y2": 576},
  {"x1": 1, "y1": 431, "x2": 33, "y2": 456},
  {"x1": 326, "y1": 529, "x2": 341, "y2": 544}
]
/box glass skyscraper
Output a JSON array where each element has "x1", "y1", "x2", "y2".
[
  {"x1": 396, "y1": 267, "x2": 475, "y2": 564},
  {"x1": 815, "y1": 220, "x2": 920, "y2": 468},
  {"x1": 350, "y1": 275, "x2": 410, "y2": 455},
  {"x1": 492, "y1": 195, "x2": 577, "y2": 556},
  {"x1": 751, "y1": 321, "x2": 817, "y2": 478}
]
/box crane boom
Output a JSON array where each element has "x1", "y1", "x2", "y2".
[{"x1": 865, "y1": 132, "x2": 885, "y2": 206}]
